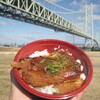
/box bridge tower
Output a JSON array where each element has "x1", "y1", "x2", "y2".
[{"x1": 85, "y1": 3, "x2": 94, "y2": 47}]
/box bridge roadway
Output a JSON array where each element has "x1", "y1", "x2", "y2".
[{"x1": 0, "y1": 0, "x2": 97, "y2": 44}]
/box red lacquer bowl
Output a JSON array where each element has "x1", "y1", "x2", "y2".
[{"x1": 13, "y1": 39, "x2": 93, "y2": 99}]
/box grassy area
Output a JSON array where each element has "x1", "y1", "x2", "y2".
[
  {"x1": 0, "y1": 47, "x2": 100, "y2": 100},
  {"x1": 81, "y1": 67, "x2": 100, "y2": 100},
  {"x1": 0, "y1": 46, "x2": 20, "y2": 52},
  {"x1": 0, "y1": 54, "x2": 15, "y2": 100},
  {"x1": 85, "y1": 51, "x2": 100, "y2": 66}
]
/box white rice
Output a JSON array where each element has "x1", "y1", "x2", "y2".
[
  {"x1": 76, "y1": 59, "x2": 81, "y2": 64},
  {"x1": 34, "y1": 85, "x2": 58, "y2": 94},
  {"x1": 80, "y1": 65, "x2": 84, "y2": 71},
  {"x1": 54, "y1": 45, "x2": 60, "y2": 50},
  {"x1": 29, "y1": 49, "x2": 49, "y2": 58},
  {"x1": 29, "y1": 48, "x2": 86, "y2": 94},
  {"x1": 29, "y1": 49, "x2": 58, "y2": 94},
  {"x1": 80, "y1": 73, "x2": 86, "y2": 80}
]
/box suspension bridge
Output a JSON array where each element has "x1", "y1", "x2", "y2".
[{"x1": 0, "y1": 0, "x2": 98, "y2": 46}]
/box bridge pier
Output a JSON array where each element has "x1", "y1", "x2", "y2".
[
  {"x1": 85, "y1": 38, "x2": 98, "y2": 47},
  {"x1": 85, "y1": 38, "x2": 91, "y2": 47}
]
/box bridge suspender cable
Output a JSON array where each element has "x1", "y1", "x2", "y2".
[
  {"x1": 44, "y1": 0, "x2": 85, "y2": 14},
  {"x1": 44, "y1": 0, "x2": 76, "y2": 12},
  {"x1": 54, "y1": 6, "x2": 85, "y2": 14}
]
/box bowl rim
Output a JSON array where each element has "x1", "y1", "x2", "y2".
[{"x1": 13, "y1": 39, "x2": 93, "y2": 99}]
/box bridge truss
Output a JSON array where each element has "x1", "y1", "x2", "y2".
[{"x1": 0, "y1": 0, "x2": 98, "y2": 44}]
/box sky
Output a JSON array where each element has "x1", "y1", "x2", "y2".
[{"x1": 0, "y1": 0, "x2": 100, "y2": 45}]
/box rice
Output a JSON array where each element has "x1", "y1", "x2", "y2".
[
  {"x1": 29, "y1": 85, "x2": 58, "y2": 94},
  {"x1": 28, "y1": 48, "x2": 86, "y2": 94},
  {"x1": 76, "y1": 59, "x2": 81, "y2": 64},
  {"x1": 80, "y1": 73, "x2": 86, "y2": 80},
  {"x1": 29, "y1": 49, "x2": 59, "y2": 94},
  {"x1": 80, "y1": 65, "x2": 84, "y2": 71},
  {"x1": 29, "y1": 49, "x2": 49, "y2": 58}
]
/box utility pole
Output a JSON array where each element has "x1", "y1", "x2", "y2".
[{"x1": 73, "y1": 34, "x2": 75, "y2": 45}]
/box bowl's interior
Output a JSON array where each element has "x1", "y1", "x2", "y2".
[{"x1": 13, "y1": 39, "x2": 93, "y2": 99}]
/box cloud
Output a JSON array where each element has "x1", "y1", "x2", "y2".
[
  {"x1": 69, "y1": 1, "x2": 100, "y2": 15},
  {"x1": 0, "y1": 34, "x2": 15, "y2": 41},
  {"x1": 17, "y1": 34, "x2": 35, "y2": 40},
  {"x1": 9, "y1": 22, "x2": 16, "y2": 25},
  {"x1": 6, "y1": 30, "x2": 17, "y2": 32},
  {"x1": 93, "y1": 14, "x2": 100, "y2": 20},
  {"x1": 70, "y1": 0, "x2": 79, "y2": 6},
  {"x1": 77, "y1": 14, "x2": 100, "y2": 21},
  {"x1": 69, "y1": 0, "x2": 86, "y2": 8},
  {"x1": 97, "y1": 21, "x2": 100, "y2": 23},
  {"x1": 95, "y1": 27, "x2": 100, "y2": 30},
  {"x1": 48, "y1": 0, "x2": 62, "y2": 2},
  {"x1": 0, "y1": 20, "x2": 16, "y2": 25},
  {"x1": 31, "y1": 32, "x2": 40, "y2": 34},
  {"x1": 0, "y1": 33, "x2": 36, "y2": 45},
  {"x1": 77, "y1": 16, "x2": 85, "y2": 20},
  {"x1": 0, "y1": 21, "x2": 7, "y2": 25},
  {"x1": 75, "y1": 22, "x2": 85, "y2": 31},
  {"x1": 93, "y1": 4, "x2": 100, "y2": 13}
]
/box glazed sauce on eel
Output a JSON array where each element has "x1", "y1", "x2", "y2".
[
  {"x1": 23, "y1": 49, "x2": 83, "y2": 83},
  {"x1": 12, "y1": 48, "x2": 85, "y2": 94}
]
